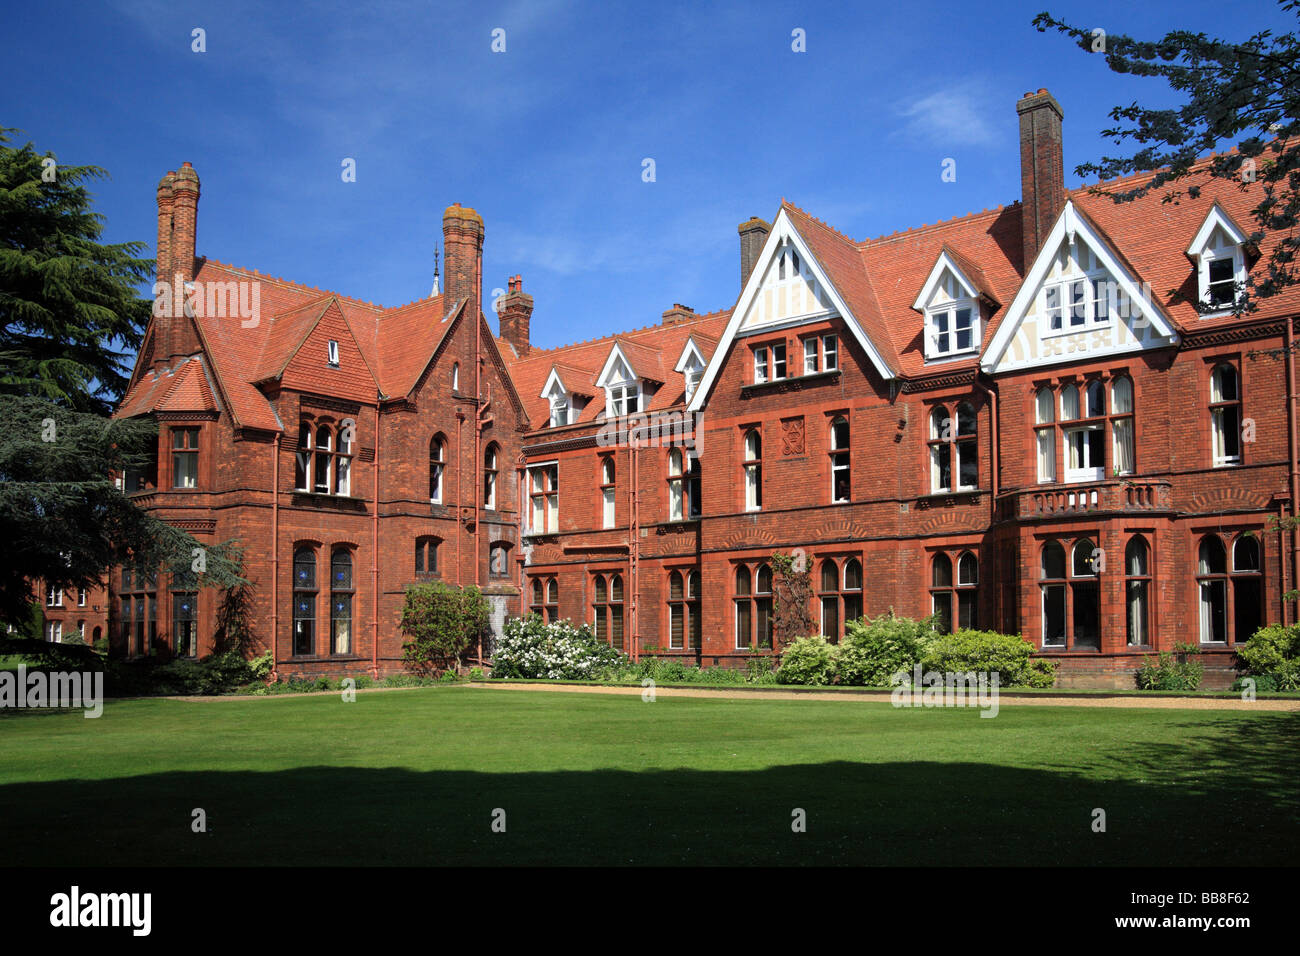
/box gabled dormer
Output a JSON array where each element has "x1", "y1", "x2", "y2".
[
  {"x1": 674, "y1": 337, "x2": 708, "y2": 403},
  {"x1": 595, "y1": 342, "x2": 660, "y2": 417},
  {"x1": 982, "y1": 201, "x2": 1179, "y2": 374},
  {"x1": 912, "y1": 249, "x2": 987, "y2": 362},
  {"x1": 540, "y1": 367, "x2": 589, "y2": 427},
  {"x1": 1186, "y1": 204, "x2": 1250, "y2": 314}
]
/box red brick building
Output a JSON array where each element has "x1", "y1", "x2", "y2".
[{"x1": 113, "y1": 89, "x2": 1300, "y2": 686}]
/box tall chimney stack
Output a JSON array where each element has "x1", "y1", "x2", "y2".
[
  {"x1": 498, "y1": 274, "x2": 533, "y2": 356},
  {"x1": 154, "y1": 171, "x2": 177, "y2": 372},
  {"x1": 170, "y1": 162, "x2": 200, "y2": 283},
  {"x1": 738, "y1": 216, "x2": 770, "y2": 289},
  {"x1": 661, "y1": 303, "x2": 695, "y2": 325},
  {"x1": 443, "y1": 203, "x2": 484, "y2": 320},
  {"x1": 163, "y1": 162, "x2": 201, "y2": 367},
  {"x1": 1017, "y1": 89, "x2": 1065, "y2": 270}
]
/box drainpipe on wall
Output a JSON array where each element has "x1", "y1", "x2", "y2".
[
  {"x1": 456, "y1": 410, "x2": 465, "y2": 587},
  {"x1": 371, "y1": 407, "x2": 380, "y2": 680},
  {"x1": 269, "y1": 432, "x2": 280, "y2": 683},
  {"x1": 1286, "y1": 316, "x2": 1300, "y2": 624},
  {"x1": 972, "y1": 378, "x2": 1001, "y2": 630}
]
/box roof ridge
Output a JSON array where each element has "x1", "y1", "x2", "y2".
[
  {"x1": 782, "y1": 199, "x2": 857, "y2": 244},
  {"x1": 521, "y1": 308, "x2": 731, "y2": 358},
  {"x1": 200, "y1": 258, "x2": 385, "y2": 312},
  {"x1": 860, "y1": 204, "x2": 1009, "y2": 246}
]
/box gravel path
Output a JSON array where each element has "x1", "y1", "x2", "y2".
[{"x1": 466, "y1": 681, "x2": 1300, "y2": 711}]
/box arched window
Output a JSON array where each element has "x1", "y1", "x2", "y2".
[
  {"x1": 593, "y1": 573, "x2": 624, "y2": 649},
  {"x1": 843, "y1": 558, "x2": 863, "y2": 625},
  {"x1": 1126, "y1": 536, "x2": 1150, "y2": 647},
  {"x1": 1111, "y1": 377, "x2": 1134, "y2": 475},
  {"x1": 295, "y1": 422, "x2": 312, "y2": 490},
  {"x1": 429, "y1": 435, "x2": 445, "y2": 504},
  {"x1": 313, "y1": 425, "x2": 332, "y2": 494},
  {"x1": 819, "y1": 559, "x2": 842, "y2": 641},
  {"x1": 930, "y1": 553, "x2": 953, "y2": 632},
  {"x1": 937, "y1": 551, "x2": 980, "y2": 630},
  {"x1": 669, "y1": 569, "x2": 702, "y2": 650},
  {"x1": 1035, "y1": 387, "x2": 1056, "y2": 483},
  {"x1": 490, "y1": 542, "x2": 509, "y2": 578},
  {"x1": 830, "y1": 416, "x2": 850, "y2": 503},
  {"x1": 1071, "y1": 538, "x2": 1100, "y2": 650},
  {"x1": 928, "y1": 407, "x2": 951, "y2": 492},
  {"x1": 756, "y1": 564, "x2": 774, "y2": 649},
  {"x1": 928, "y1": 403, "x2": 977, "y2": 493},
  {"x1": 1063, "y1": 383, "x2": 1105, "y2": 482},
  {"x1": 172, "y1": 573, "x2": 198, "y2": 659},
  {"x1": 743, "y1": 430, "x2": 762, "y2": 511},
  {"x1": 335, "y1": 420, "x2": 353, "y2": 495},
  {"x1": 330, "y1": 549, "x2": 353, "y2": 655},
  {"x1": 668, "y1": 448, "x2": 684, "y2": 521},
  {"x1": 530, "y1": 576, "x2": 559, "y2": 622},
  {"x1": 1040, "y1": 541, "x2": 1067, "y2": 648},
  {"x1": 600, "y1": 457, "x2": 616, "y2": 528},
  {"x1": 483, "y1": 444, "x2": 498, "y2": 510},
  {"x1": 292, "y1": 547, "x2": 317, "y2": 657},
  {"x1": 120, "y1": 567, "x2": 156, "y2": 657},
  {"x1": 415, "y1": 537, "x2": 439, "y2": 577},
  {"x1": 1198, "y1": 536, "x2": 1228, "y2": 644},
  {"x1": 734, "y1": 565, "x2": 753, "y2": 648},
  {"x1": 1233, "y1": 534, "x2": 1263, "y2": 644},
  {"x1": 1210, "y1": 364, "x2": 1242, "y2": 467}
]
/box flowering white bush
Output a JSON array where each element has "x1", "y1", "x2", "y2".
[{"x1": 491, "y1": 615, "x2": 626, "y2": 680}]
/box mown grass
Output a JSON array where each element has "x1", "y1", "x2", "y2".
[{"x1": 1, "y1": 686, "x2": 1295, "y2": 865}]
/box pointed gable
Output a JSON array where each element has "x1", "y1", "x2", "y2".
[
  {"x1": 981, "y1": 200, "x2": 1180, "y2": 374},
  {"x1": 687, "y1": 204, "x2": 895, "y2": 412},
  {"x1": 279, "y1": 299, "x2": 379, "y2": 404}
]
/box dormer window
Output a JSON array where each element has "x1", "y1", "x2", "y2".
[
  {"x1": 684, "y1": 367, "x2": 701, "y2": 402},
  {"x1": 1187, "y1": 205, "x2": 1249, "y2": 314},
  {"x1": 915, "y1": 255, "x2": 984, "y2": 361},
  {"x1": 608, "y1": 383, "x2": 639, "y2": 416},
  {"x1": 927, "y1": 302, "x2": 977, "y2": 357},
  {"x1": 327, "y1": 340, "x2": 339, "y2": 366},
  {"x1": 550, "y1": 398, "x2": 568, "y2": 428}
]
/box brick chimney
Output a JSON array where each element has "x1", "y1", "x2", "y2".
[
  {"x1": 443, "y1": 203, "x2": 484, "y2": 320},
  {"x1": 170, "y1": 162, "x2": 200, "y2": 283},
  {"x1": 738, "y1": 216, "x2": 770, "y2": 289},
  {"x1": 1017, "y1": 89, "x2": 1065, "y2": 270},
  {"x1": 498, "y1": 274, "x2": 533, "y2": 356},
  {"x1": 160, "y1": 162, "x2": 201, "y2": 368},
  {"x1": 154, "y1": 171, "x2": 176, "y2": 372},
  {"x1": 661, "y1": 303, "x2": 695, "y2": 325}
]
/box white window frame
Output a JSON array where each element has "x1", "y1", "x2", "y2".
[
  {"x1": 803, "y1": 337, "x2": 819, "y2": 373},
  {"x1": 753, "y1": 347, "x2": 769, "y2": 384},
  {"x1": 606, "y1": 382, "x2": 640, "y2": 417},
  {"x1": 1063, "y1": 425, "x2": 1105, "y2": 483},
  {"x1": 1199, "y1": 244, "x2": 1246, "y2": 314},
  {"x1": 925, "y1": 301, "x2": 979, "y2": 359},
  {"x1": 1042, "y1": 273, "x2": 1113, "y2": 336},
  {"x1": 601, "y1": 458, "x2": 616, "y2": 529},
  {"x1": 528, "y1": 463, "x2": 559, "y2": 534},
  {"x1": 327, "y1": 340, "x2": 340, "y2": 366}
]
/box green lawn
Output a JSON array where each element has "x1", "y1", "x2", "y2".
[{"x1": 1, "y1": 687, "x2": 1295, "y2": 865}]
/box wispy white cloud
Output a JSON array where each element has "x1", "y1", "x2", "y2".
[{"x1": 895, "y1": 83, "x2": 999, "y2": 149}]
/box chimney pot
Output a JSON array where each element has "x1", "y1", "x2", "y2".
[
  {"x1": 1017, "y1": 89, "x2": 1065, "y2": 271},
  {"x1": 499, "y1": 273, "x2": 533, "y2": 355},
  {"x1": 738, "y1": 216, "x2": 771, "y2": 290}
]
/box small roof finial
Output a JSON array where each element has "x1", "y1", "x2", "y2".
[{"x1": 431, "y1": 244, "x2": 441, "y2": 297}]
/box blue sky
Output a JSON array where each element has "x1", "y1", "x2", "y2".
[{"x1": 3, "y1": 0, "x2": 1294, "y2": 351}]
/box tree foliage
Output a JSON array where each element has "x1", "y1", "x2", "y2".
[
  {"x1": 399, "y1": 580, "x2": 491, "y2": 674},
  {"x1": 0, "y1": 127, "x2": 153, "y2": 413},
  {"x1": 1034, "y1": 3, "x2": 1300, "y2": 312},
  {"x1": 0, "y1": 395, "x2": 245, "y2": 625}
]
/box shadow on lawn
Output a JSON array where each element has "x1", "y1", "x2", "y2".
[{"x1": 4, "y1": 712, "x2": 1297, "y2": 867}]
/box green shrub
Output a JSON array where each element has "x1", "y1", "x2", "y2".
[
  {"x1": 775, "y1": 636, "x2": 839, "y2": 685},
  {"x1": 491, "y1": 615, "x2": 625, "y2": 680},
  {"x1": 1236, "y1": 623, "x2": 1300, "y2": 678},
  {"x1": 744, "y1": 655, "x2": 778, "y2": 685},
  {"x1": 921, "y1": 628, "x2": 1056, "y2": 688},
  {"x1": 400, "y1": 581, "x2": 491, "y2": 675},
  {"x1": 836, "y1": 611, "x2": 935, "y2": 687},
  {"x1": 1135, "y1": 643, "x2": 1204, "y2": 691},
  {"x1": 468, "y1": 667, "x2": 485, "y2": 681}
]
